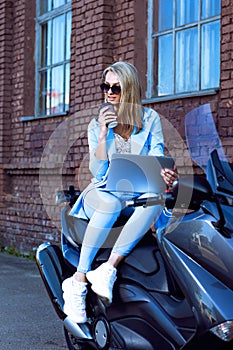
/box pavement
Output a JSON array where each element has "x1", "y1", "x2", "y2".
[{"x1": 0, "y1": 252, "x2": 67, "y2": 350}]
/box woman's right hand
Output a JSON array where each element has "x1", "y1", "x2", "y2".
[
  {"x1": 98, "y1": 112, "x2": 108, "y2": 137},
  {"x1": 95, "y1": 105, "x2": 115, "y2": 159},
  {"x1": 98, "y1": 104, "x2": 117, "y2": 134}
]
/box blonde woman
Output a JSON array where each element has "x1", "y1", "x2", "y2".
[{"x1": 62, "y1": 62, "x2": 176, "y2": 323}]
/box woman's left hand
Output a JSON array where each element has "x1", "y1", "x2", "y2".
[{"x1": 161, "y1": 168, "x2": 178, "y2": 188}]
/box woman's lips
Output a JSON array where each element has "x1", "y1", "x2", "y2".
[{"x1": 107, "y1": 96, "x2": 117, "y2": 102}]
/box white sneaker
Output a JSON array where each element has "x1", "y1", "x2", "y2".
[
  {"x1": 62, "y1": 276, "x2": 87, "y2": 323},
  {"x1": 86, "y1": 262, "x2": 117, "y2": 303}
]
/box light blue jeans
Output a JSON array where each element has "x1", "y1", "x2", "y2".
[{"x1": 77, "y1": 187, "x2": 162, "y2": 273}]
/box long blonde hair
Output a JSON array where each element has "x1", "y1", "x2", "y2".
[{"x1": 102, "y1": 62, "x2": 143, "y2": 135}]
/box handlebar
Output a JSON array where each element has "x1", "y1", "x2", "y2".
[
  {"x1": 125, "y1": 191, "x2": 174, "y2": 208},
  {"x1": 56, "y1": 185, "x2": 81, "y2": 206},
  {"x1": 57, "y1": 175, "x2": 213, "y2": 211}
]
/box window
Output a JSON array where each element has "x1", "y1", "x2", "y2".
[
  {"x1": 36, "y1": 0, "x2": 72, "y2": 117},
  {"x1": 147, "y1": 0, "x2": 221, "y2": 100}
]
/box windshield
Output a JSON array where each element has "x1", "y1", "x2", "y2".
[{"x1": 185, "y1": 104, "x2": 227, "y2": 172}]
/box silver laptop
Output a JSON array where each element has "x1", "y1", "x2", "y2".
[{"x1": 105, "y1": 153, "x2": 175, "y2": 194}]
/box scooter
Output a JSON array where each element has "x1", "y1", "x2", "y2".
[{"x1": 36, "y1": 104, "x2": 233, "y2": 349}]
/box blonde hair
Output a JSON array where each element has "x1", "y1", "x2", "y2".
[{"x1": 102, "y1": 62, "x2": 143, "y2": 134}]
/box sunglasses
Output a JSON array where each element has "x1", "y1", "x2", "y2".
[{"x1": 100, "y1": 83, "x2": 121, "y2": 95}]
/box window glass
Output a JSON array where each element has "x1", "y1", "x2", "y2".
[
  {"x1": 65, "y1": 63, "x2": 70, "y2": 111},
  {"x1": 53, "y1": 0, "x2": 66, "y2": 9},
  {"x1": 52, "y1": 15, "x2": 65, "y2": 64},
  {"x1": 176, "y1": 28, "x2": 198, "y2": 93},
  {"x1": 66, "y1": 12, "x2": 72, "y2": 60},
  {"x1": 176, "y1": 0, "x2": 198, "y2": 26},
  {"x1": 147, "y1": 0, "x2": 221, "y2": 99},
  {"x1": 158, "y1": 34, "x2": 174, "y2": 95},
  {"x1": 40, "y1": 0, "x2": 52, "y2": 15},
  {"x1": 37, "y1": 0, "x2": 71, "y2": 117},
  {"x1": 41, "y1": 21, "x2": 51, "y2": 67},
  {"x1": 40, "y1": 0, "x2": 71, "y2": 14},
  {"x1": 202, "y1": 0, "x2": 221, "y2": 19},
  {"x1": 201, "y1": 21, "x2": 220, "y2": 89},
  {"x1": 157, "y1": 0, "x2": 173, "y2": 31},
  {"x1": 51, "y1": 66, "x2": 64, "y2": 114},
  {"x1": 39, "y1": 70, "x2": 50, "y2": 116}
]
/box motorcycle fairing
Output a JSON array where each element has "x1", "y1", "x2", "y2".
[
  {"x1": 158, "y1": 234, "x2": 233, "y2": 332},
  {"x1": 36, "y1": 242, "x2": 94, "y2": 342},
  {"x1": 36, "y1": 242, "x2": 68, "y2": 319},
  {"x1": 160, "y1": 210, "x2": 233, "y2": 290}
]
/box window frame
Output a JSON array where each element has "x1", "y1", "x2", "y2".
[
  {"x1": 35, "y1": 0, "x2": 72, "y2": 119},
  {"x1": 145, "y1": 0, "x2": 221, "y2": 103}
]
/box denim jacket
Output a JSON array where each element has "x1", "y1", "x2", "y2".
[{"x1": 69, "y1": 107, "x2": 164, "y2": 219}]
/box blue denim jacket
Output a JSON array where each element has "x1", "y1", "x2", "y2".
[{"x1": 70, "y1": 107, "x2": 164, "y2": 219}]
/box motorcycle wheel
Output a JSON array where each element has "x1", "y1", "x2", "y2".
[{"x1": 64, "y1": 327, "x2": 94, "y2": 350}]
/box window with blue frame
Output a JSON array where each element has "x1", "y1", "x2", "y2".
[
  {"x1": 147, "y1": 0, "x2": 221, "y2": 100},
  {"x1": 36, "y1": 0, "x2": 72, "y2": 117}
]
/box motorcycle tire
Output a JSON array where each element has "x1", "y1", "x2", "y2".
[{"x1": 64, "y1": 327, "x2": 95, "y2": 350}]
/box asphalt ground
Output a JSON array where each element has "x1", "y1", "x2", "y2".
[{"x1": 0, "y1": 252, "x2": 67, "y2": 350}]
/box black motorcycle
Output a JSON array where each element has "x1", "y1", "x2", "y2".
[{"x1": 36, "y1": 104, "x2": 233, "y2": 349}]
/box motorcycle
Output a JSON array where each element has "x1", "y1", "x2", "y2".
[{"x1": 36, "y1": 104, "x2": 233, "y2": 349}]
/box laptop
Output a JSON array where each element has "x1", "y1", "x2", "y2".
[{"x1": 105, "y1": 153, "x2": 175, "y2": 194}]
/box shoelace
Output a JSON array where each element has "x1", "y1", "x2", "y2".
[
  {"x1": 72, "y1": 294, "x2": 86, "y2": 310},
  {"x1": 72, "y1": 283, "x2": 87, "y2": 309}
]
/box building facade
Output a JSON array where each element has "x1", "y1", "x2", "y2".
[{"x1": 0, "y1": 0, "x2": 232, "y2": 254}]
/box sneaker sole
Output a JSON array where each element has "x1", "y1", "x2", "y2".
[
  {"x1": 64, "y1": 305, "x2": 87, "y2": 323},
  {"x1": 90, "y1": 284, "x2": 112, "y2": 303},
  {"x1": 86, "y1": 271, "x2": 112, "y2": 303}
]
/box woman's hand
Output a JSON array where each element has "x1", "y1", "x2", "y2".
[
  {"x1": 161, "y1": 167, "x2": 178, "y2": 188},
  {"x1": 98, "y1": 104, "x2": 117, "y2": 134},
  {"x1": 95, "y1": 104, "x2": 117, "y2": 160}
]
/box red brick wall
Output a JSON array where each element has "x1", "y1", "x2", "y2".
[
  {"x1": 0, "y1": 0, "x2": 232, "y2": 254},
  {"x1": 0, "y1": 0, "x2": 15, "y2": 248},
  {"x1": 0, "y1": 1, "x2": 66, "y2": 253},
  {"x1": 219, "y1": 0, "x2": 233, "y2": 160},
  {"x1": 0, "y1": 1, "x2": 13, "y2": 192}
]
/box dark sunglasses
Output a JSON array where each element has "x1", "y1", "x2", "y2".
[{"x1": 100, "y1": 83, "x2": 121, "y2": 95}]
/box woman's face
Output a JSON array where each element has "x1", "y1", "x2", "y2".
[{"x1": 104, "y1": 71, "x2": 121, "y2": 105}]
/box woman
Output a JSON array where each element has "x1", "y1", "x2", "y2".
[{"x1": 62, "y1": 62, "x2": 176, "y2": 323}]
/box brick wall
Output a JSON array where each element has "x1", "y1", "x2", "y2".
[
  {"x1": 0, "y1": 1, "x2": 13, "y2": 192},
  {"x1": 0, "y1": 0, "x2": 232, "y2": 254},
  {"x1": 0, "y1": 1, "x2": 66, "y2": 253},
  {"x1": 219, "y1": 0, "x2": 233, "y2": 161}
]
